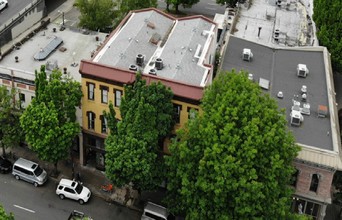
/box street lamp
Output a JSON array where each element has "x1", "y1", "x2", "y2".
[{"x1": 58, "y1": 10, "x2": 65, "y2": 27}]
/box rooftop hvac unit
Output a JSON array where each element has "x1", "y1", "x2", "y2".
[
  {"x1": 129, "y1": 64, "x2": 138, "y2": 71},
  {"x1": 301, "y1": 103, "x2": 310, "y2": 115},
  {"x1": 155, "y1": 58, "x2": 163, "y2": 70},
  {"x1": 149, "y1": 69, "x2": 157, "y2": 75},
  {"x1": 290, "y1": 109, "x2": 303, "y2": 126},
  {"x1": 136, "y1": 54, "x2": 145, "y2": 67},
  {"x1": 248, "y1": 73, "x2": 253, "y2": 81},
  {"x1": 297, "y1": 64, "x2": 309, "y2": 78},
  {"x1": 242, "y1": 48, "x2": 253, "y2": 61}
]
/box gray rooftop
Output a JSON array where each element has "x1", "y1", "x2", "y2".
[
  {"x1": 93, "y1": 9, "x2": 215, "y2": 87},
  {"x1": 222, "y1": 36, "x2": 333, "y2": 151}
]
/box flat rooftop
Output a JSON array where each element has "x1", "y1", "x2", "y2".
[
  {"x1": 222, "y1": 36, "x2": 334, "y2": 151},
  {"x1": 0, "y1": 21, "x2": 107, "y2": 82},
  {"x1": 233, "y1": 0, "x2": 316, "y2": 47},
  {"x1": 93, "y1": 9, "x2": 216, "y2": 87}
]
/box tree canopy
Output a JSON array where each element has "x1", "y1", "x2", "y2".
[
  {"x1": 20, "y1": 66, "x2": 82, "y2": 173},
  {"x1": 0, "y1": 86, "x2": 24, "y2": 156},
  {"x1": 313, "y1": 0, "x2": 342, "y2": 72},
  {"x1": 0, "y1": 205, "x2": 14, "y2": 220},
  {"x1": 165, "y1": 70, "x2": 300, "y2": 219},
  {"x1": 105, "y1": 73, "x2": 174, "y2": 191},
  {"x1": 165, "y1": 0, "x2": 200, "y2": 13},
  {"x1": 75, "y1": 0, "x2": 117, "y2": 31},
  {"x1": 120, "y1": 0, "x2": 158, "y2": 14}
]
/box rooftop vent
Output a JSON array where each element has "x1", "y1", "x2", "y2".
[
  {"x1": 259, "y1": 78, "x2": 270, "y2": 90},
  {"x1": 155, "y1": 58, "x2": 163, "y2": 70},
  {"x1": 242, "y1": 48, "x2": 253, "y2": 61},
  {"x1": 317, "y1": 105, "x2": 328, "y2": 118},
  {"x1": 147, "y1": 22, "x2": 155, "y2": 29},
  {"x1": 129, "y1": 64, "x2": 138, "y2": 71},
  {"x1": 149, "y1": 69, "x2": 157, "y2": 75},
  {"x1": 277, "y1": 91, "x2": 283, "y2": 99},
  {"x1": 301, "y1": 103, "x2": 310, "y2": 115},
  {"x1": 297, "y1": 64, "x2": 309, "y2": 78},
  {"x1": 248, "y1": 73, "x2": 253, "y2": 81},
  {"x1": 290, "y1": 109, "x2": 303, "y2": 126},
  {"x1": 150, "y1": 33, "x2": 161, "y2": 45},
  {"x1": 136, "y1": 54, "x2": 145, "y2": 67}
]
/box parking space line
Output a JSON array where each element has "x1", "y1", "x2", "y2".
[{"x1": 14, "y1": 204, "x2": 35, "y2": 213}]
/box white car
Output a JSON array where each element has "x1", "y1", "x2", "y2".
[
  {"x1": 0, "y1": 0, "x2": 8, "y2": 11},
  {"x1": 56, "y1": 178, "x2": 91, "y2": 204}
]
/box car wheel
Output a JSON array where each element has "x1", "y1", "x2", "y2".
[
  {"x1": 15, "y1": 175, "x2": 20, "y2": 180},
  {"x1": 79, "y1": 199, "x2": 84, "y2": 205},
  {"x1": 33, "y1": 182, "x2": 38, "y2": 187},
  {"x1": 59, "y1": 194, "x2": 65, "y2": 200}
]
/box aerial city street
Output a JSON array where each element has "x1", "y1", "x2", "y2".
[{"x1": 0, "y1": 0, "x2": 341, "y2": 219}]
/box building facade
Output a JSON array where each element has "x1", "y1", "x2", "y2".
[{"x1": 79, "y1": 8, "x2": 217, "y2": 169}]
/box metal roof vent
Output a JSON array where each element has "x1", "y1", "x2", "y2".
[
  {"x1": 259, "y1": 78, "x2": 269, "y2": 90},
  {"x1": 136, "y1": 54, "x2": 144, "y2": 67},
  {"x1": 129, "y1": 64, "x2": 138, "y2": 71},
  {"x1": 155, "y1": 58, "x2": 163, "y2": 70},
  {"x1": 248, "y1": 73, "x2": 253, "y2": 81},
  {"x1": 301, "y1": 103, "x2": 310, "y2": 115},
  {"x1": 277, "y1": 91, "x2": 283, "y2": 99},
  {"x1": 242, "y1": 48, "x2": 253, "y2": 61},
  {"x1": 149, "y1": 69, "x2": 157, "y2": 75},
  {"x1": 297, "y1": 64, "x2": 309, "y2": 78}
]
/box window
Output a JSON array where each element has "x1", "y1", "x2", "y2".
[
  {"x1": 114, "y1": 89, "x2": 122, "y2": 107},
  {"x1": 291, "y1": 169, "x2": 299, "y2": 187},
  {"x1": 100, "y1": 115, "x2": 108, "y2": 133},
  {"x1": 87, "y1": 82, "x2": 95, "y2": 100},
  {"x1": 64, "y1": 187, "x2": 75, "y2": 194},
  {"x1": 87, "y1": 111, "x2": 96, "y2": 130},
  {"x1": 19, "y1": 93, "x2": 25, "y2": 102},
  {"x1": 100, "y1": 86, "x2": 108, "y2": 104},
  {"x1": 187, "y1": 107, "x2": 198, "y2": 119},
  {"x1": 173, "y1": 104, "x2": 182, "y2": 124},
  {"x1": 310, "y1": 174, "x2": 319, "y2": 192}
]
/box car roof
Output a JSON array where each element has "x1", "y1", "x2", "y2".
[{"x1": 59, "y1": 178, "x2": 76, "y2": 187}]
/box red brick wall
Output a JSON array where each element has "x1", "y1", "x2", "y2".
[{"x1": 294, "y1": 161, "x2": 334, "y2": 200}]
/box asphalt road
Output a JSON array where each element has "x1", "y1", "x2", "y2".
[
  {"x1": 157, "y1": 0, "x2": 226, "y2": 18},
  {"x1": 0, "y1": 0, "x2": 34, "y2": 26},
  {"x1": 0, "y1": 173, "x2": 141, "y2": 220}
]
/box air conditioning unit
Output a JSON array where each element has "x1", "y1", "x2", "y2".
[
  {"x1": 129, "y1": 64, "x2": 138, "y2": 71},
  {"x1": 136, "y1": 54, "x2": 145, "y2": 67},
  {"x1": 155, "y1": 58, "x2": 163, "y2": 70},
  {"x1": 242, "y1": 48, "x2": 253, "y2": 61},
  {"x1": 290, "y1": 109, "x2": 303, "y2": 126},
  {"x1": 149, "y1": 69, "x2": 157, "y2": 75},
  {"x1": 297, "y1": 64, "x2": 309, "y2": 78}
]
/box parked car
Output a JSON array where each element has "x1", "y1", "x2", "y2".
[
  {"x1": 12, "y1": 158, "x2": 47, "y2": 186},
  {"x1": 0, "y1": 155, "x2": 12, "y2": 173},
  {"x1": 68, "y1": 210, "x2": 92, "y2": 220},
  {"x1": 141, "y1": 202, "x2": 169, "y2": 220},
  {"x1": 56, "y1": 178, "x2": 91, "y2": 204},
  {"x1": 0, "y1": 0, "x2": 8, "y2": 11}
]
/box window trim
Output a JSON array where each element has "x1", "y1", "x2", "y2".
[
  {"x1": 114, "y1": 89, "x2": 122, "y2": 107},
  {"x1": 100, "y1": 85, "x2": 109, "y2": 104},
  {"x1": 100, "y1": 115, "x2": 108, "y2": 134},
  {"x1": 173, "y1": 104, "x2": 182, "y2": 124},
  {"x1": 86, "y1": 82, "x2": 95, "y2": 100},
  {"x1": 87, "y1": 111, "x2": 96, "y2": 130},
  {"x1": 309, "y1": 174, "x2": 319, "y2": 192}
]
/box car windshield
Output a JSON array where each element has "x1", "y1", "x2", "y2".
[
  {"x1": 34, "y1": 166, "x2": 43, "y2": 176},
  {"x1": 75, "y1": 182, "x2": 83, "y2": 194}
]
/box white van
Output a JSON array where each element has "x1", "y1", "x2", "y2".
[
  {"x1": 12, "y1": 158, "x2": 48, "y2": 187},
  {"x1": 141, "y1": 202, "x2": 169, "y2": 220}
]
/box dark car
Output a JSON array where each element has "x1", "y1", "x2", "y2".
[{"x1": 0, "y1": 156, "x2": 12, "y2": 173}]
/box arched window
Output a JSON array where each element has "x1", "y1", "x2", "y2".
[{"x1": 310, "y1": 174, "x2": 319, "y2": 192}]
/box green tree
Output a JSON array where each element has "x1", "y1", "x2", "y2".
[
  {"x1": 0, "y1": 205, "x2": 14, "y2": 220},
  {"x1": 166, "y1": 0, "x2": 200, "y2": 13},
  {"x1": 120, "y1": 0, "x2": 158, "y2": 14},
  {"x1": 20, "y1": 66, "x2": 82, "y2": 174},
  {"x1": 0, "y1": 86, "x2": 24, "y2": 156},
  {"x1": 105, "y1": 73, "x2": 174, "y2": 191},
  {"x1": 75, "y1": 0, "x2": 117, "y2": 31},
  {"x1": 313, "y1": 0, "x2": 342, "y2": 72},
  {"x1": 165, "y1": 70, "x2": 300, "y2": 219}
]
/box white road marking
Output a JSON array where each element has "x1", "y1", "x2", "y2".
[
  {"x1": 205, "y1": 7, "x2": 217, "y2": 10},
  {"x1": 13, "y1": 205, "x2": 35, "y2": 213}
]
